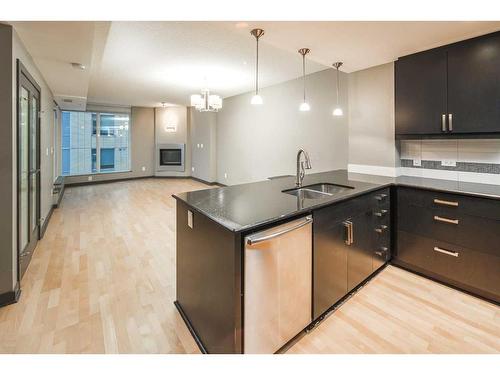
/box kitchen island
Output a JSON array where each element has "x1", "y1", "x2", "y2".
[{"x1": 173, "y1": 169, "x2": 500, "y2": 354}]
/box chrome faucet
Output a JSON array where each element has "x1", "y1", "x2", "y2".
[{"x1": 296, "y1": 149, "x2": 312, "y2": 187}]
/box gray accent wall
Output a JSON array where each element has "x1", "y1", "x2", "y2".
[
  {"x1": 190, "y1": 108, "x2": 217, "y2": 183},
  {"x1": 348, "y1": 62, "x2": 399, "y2": 169},
  {"x1": 215, "y1": 68, "x2": 349, "y2": 186}
]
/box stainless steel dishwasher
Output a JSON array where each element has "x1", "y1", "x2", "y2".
[{"x1": 244, "y1": 215, "x2": 313, "y2": 354}]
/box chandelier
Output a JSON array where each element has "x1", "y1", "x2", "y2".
[{"x1": 190, "y1": 89, "x2": 222, "y2": 112}]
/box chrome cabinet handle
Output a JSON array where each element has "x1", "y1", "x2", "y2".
[
  {"x1": 433, "y1": 198, "x2": 458, "y2": 207},
  {"x1": 433, "y1": 246, "x2": 459, "y2": 257},
  {"x1": 375, "y1": 246, "x2": 388, "y2": 257},
  {"x1": 343, "y1": 221, "x2": 351, "y2": 245},
  {"x1": 375, "y1": 194, "x2": 388, "y2": 201},
  {"x1": 441, "y1": 114, "x2": 446, "y2": 132},
  {"x1": 433, "y1": 215, "x2": 459, "y2": 225},
  {"x1": 375, "y1": 225, "x2": 388, "y2": 233},
  {"x1": 448, "y1": 113, "x2": 453, "y2": 131},
  {"x1": 246, "y1": 216, "x2": 312, "y2": 245},
  {"x1": 374, "y1": 209, "x2": 388, "y2": 217},
  {"x1": 343, "y1": 220, "x2": 353, "y2": 245}
]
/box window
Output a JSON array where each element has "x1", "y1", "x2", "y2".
[{"x1": 61, "y1": 111, "x2": 130, "y2": 176}]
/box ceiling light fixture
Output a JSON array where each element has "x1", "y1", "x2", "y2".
[
  {"x1": 190, "y1": 88, "x2": 222, "y2": 112},
  {"x1": 250, "y1": 28, "x2": 265, "y2": 105},
  {"x1": 332, "y1": 62, "x2": 343, "y2": 116},
  {"x1": 298, "y1": 48, "x2": 311, "y2": 112}
]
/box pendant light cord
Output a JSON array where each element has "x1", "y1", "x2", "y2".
[
  {"x1": 303, "y1": 54, "x2": 306, "y2": 102},
  {"x1": 255, "y1": 37, "x2": 259, "y2": 95},
  {"x1": 336, "y1": 67, "x2": 340, "y2": 105}
]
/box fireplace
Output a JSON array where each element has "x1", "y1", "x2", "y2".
[{"x1": 156, "y1": 143, "x2": 185, "y2": 172}]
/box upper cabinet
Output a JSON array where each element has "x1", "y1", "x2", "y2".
[{"x1": 395, "y1": 31, "x2": 500, "y2": 138}]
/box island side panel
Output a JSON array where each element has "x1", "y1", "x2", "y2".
[{"x1": 175, "y1": 200, "x2": 242, "y2": 353}]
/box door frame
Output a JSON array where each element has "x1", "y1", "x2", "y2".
[{"x1": 16, "y1": 59, "x2": 41, "y2": 282}]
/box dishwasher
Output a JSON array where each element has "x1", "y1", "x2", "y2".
[{"x1": 244, "y1": 215, "x2": 313, "y2": 354}]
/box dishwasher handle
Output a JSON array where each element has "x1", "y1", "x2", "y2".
[{"x1": 246, "y1": 216, "x2": 313, "y2": 245}]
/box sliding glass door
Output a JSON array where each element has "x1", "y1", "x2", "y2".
[{"x1": 17, "y1": 60, "x2": 41, "y2": 279}]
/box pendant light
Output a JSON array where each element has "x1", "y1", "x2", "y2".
[
  {"x1": 298, "y1": 48, "x2": 311, "y2": 112},
  {"x1": 332, "y1": 62, "x2": 343, "y2": 116},
  {"x1": 250, "y1": 28, "x2": 265, "y2": 105}
]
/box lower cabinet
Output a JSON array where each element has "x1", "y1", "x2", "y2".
[
  {"x1": 395, "y1": 187, "x2": 500, "y2": 304},
  {"x1": 313, "y1": 189, "x2": 391, "y2": 320}
]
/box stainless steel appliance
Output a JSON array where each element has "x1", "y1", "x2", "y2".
[{"x1": 244, "y1": 215, "x2": 313, "y2": 353}]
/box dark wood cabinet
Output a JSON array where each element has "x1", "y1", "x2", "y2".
[
  {"x1": 394, "y1": 187, "x2": 500, "y2": 304},
  {"x1": 347, "y1": 211, "x2": 377, "y2": 291},
  {"x1": 395, "y1": 31, "x2": 500, "y2": 138},
  {"x1": 447, "y1": 32, "x2": 500, "y2": 134},
  {"x1": 395, "y1": 49, "x2": 448, "y2": 135},
  {"x1": 313, "y1": 189, "x2": 391, "y2": 320}
]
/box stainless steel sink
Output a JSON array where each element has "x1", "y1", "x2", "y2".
[
  {"x1": 283, "y1": 183, "x2": 354, "y2": 199},
  {"x1": 306, "y1": 183, "x2": 354, "y2": 195}
]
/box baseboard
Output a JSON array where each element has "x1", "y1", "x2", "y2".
[
  {"x1": 66, "y1": 175, "x2": 154, "y2": 187},
  {"x1": 40, "y1": 206, "x2": 54, "y2": 238},
  {"x1": 0, "y1": 282, "x2": 21, "y2": 308},
  {"x1": 190, "y1": 176, "x2": 223, "y2": 186}
]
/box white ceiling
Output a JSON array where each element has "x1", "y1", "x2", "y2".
[{"x1": 11, "y1": 21, "x2": 500, "y2": 109}]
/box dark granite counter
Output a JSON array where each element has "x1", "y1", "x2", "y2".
[{"x1": 173, "y1": 169, "x2": 500, "y2": 233}]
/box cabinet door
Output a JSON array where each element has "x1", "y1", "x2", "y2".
[
  {"x1": 447, "y1": 32, "x2": 500, "y2": 134},
  {"x1": 313, "y1": 211, "x2": 348, "y2": 320},
  {"x1": 395, "y1": 49, "x2": 448, "y2": 135},
  {"x1": 347, "y1": 211, "x2": 375, "y2": 291}
]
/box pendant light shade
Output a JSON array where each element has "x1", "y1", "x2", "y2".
[
  {"x1": 250, "y1": 28, "x2": 265, "y2": 105},
  {"x1": 298, "y1": 48, "x2": 311, "y2": 112},
  {"x1": 332, "y1": 61, "x2": 343, "y2": 117}
]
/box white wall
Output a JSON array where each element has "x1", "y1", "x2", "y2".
[
  {"x1": 190, "y1": 108, "x2": 217, "y2": 183},
  {"x1": 216, "y1": 68, "x2": 349, "y2": 185},
  {"x1": 155, "y1": 106, "x2": 191, "y2": 177},
  {"x1": 348, "y1": 62, "x2": 399, "y2": 176}
]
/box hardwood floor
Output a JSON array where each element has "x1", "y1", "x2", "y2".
[
  {"x1": 288, "y1": 265, "x2": 500, "y2": 354},
  {"x1": 0, "y1": 178, "x2": 498, "y2": 353},
  {"x1": 0, "y1": 178, "x2": 207, "y2": 354}
]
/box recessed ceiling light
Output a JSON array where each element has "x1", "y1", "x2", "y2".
[
  {"x1": 235, "y1": 22, "x2": 249, "y2": 29},
  {"x1": 71, "y1": 62, "x2": 86, "y2": 70}
]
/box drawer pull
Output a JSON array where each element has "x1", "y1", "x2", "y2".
[
  {"x1": 433, "y1": 198, "x2": 458, "y2": 207},
  {"x1": 375, "y1": 225, "x2": 388, "y2": 233},
  {"x1": 433, "y1": 215, "x2": 459, "y2": 225},
  {"x1": 374, "y1": 209, "x2": 388, "y2": 217},
  {"x1": 375, "y1": 194, "x2": 388, "y2": 201},
  {"x1": 433, "y1": 246, "x2": 459, "y2": 257}
]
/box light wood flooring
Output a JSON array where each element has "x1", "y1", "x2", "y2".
[{"x1": 0, "y1": 178, "x2": 498, "y2": 354}]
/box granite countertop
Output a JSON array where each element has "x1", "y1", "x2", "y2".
[{"x1": 173, "y1": 169, "x2": 500, "y2": 233}]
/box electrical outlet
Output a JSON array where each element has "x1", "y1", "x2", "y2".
[
  {"x1": 192, "y1": 166, "x2": 195, "y2": 172},
  {"x1": 46, "y1": 148, "x2": 49, "y2": 156},
  {"x1": 141, "y1": 166, "x2": 146, "y2": 171},
  {"x1": 197, "y1": 144, "x2": 200, "y2": 148},
  {"x1": 441, "y1": 160, "x2": 457, "y2": 167},
  {"x1": 88, "y1": 176, "x2": 93, "y2": 181},
  {"x1": 224, "y1": 173, "x2": 228, "y2": 179},
  {"x1": 200, "y1": 143, "x2": 204, "y2": 148},
  {"x1": 413, "y1": 158, "x2": 421, "y2": 167}
]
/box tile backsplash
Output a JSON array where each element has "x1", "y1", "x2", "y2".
[{"x1": 399, "y1": 139, "x2": 500, "y2": 185}]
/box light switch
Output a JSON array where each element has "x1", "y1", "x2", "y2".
[
  {"x1": 413, "y1": 159, "x2": 421, "y2": 167},
  {"x1": 187, "y1": 210, "x2": 193, "y2": 229}
]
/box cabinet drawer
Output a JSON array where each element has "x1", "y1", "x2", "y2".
[
  {"x1": 397, "y1": 231, "x2": 500, "y2": 303},
  {"x1": 317, "y1": 188, "x2": 390, "y2": 221},
  {"x1": 398, "y1": 186, "x2": 500, "y2": 221},
  {"x1": 398, "y1": 202, "x2": 500, "y2": 257}
]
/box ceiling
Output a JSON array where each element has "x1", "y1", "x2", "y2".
[{"x1": 10, "y1": 21, "x2": 500, "y2": 110}]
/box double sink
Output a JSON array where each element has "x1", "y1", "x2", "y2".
[{"x1": 283, "y1": 183, "x2": 354, "y2": 199}]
